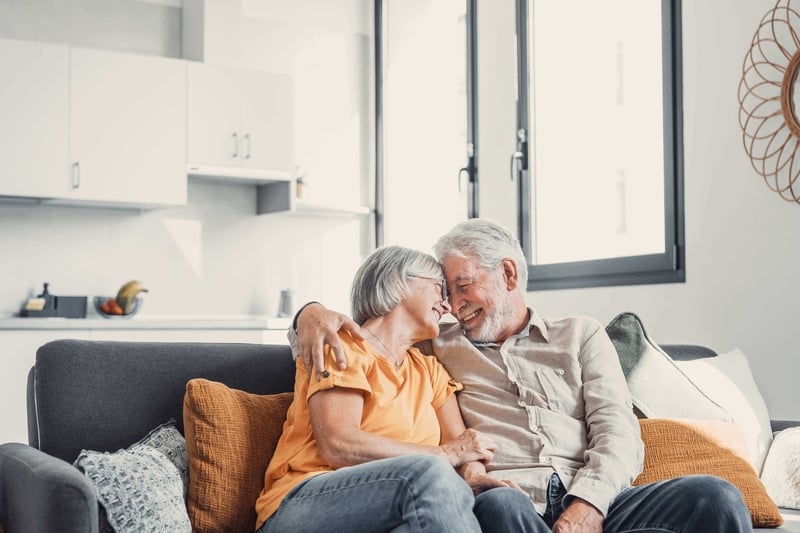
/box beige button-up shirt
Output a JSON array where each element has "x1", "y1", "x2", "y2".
[{"x1": 419, "y1": 309, "x2": 643, "y2": 516}]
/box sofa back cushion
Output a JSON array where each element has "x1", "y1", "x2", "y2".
[{"x1": 30, "y1": 339, "x2": 295, "y2": 462}]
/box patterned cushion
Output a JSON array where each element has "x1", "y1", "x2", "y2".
[
  {"x1": 74, "y1": 420, "x2": 190, "y2": 533},
  {"x1": 760, "y1": 427, "x2": 800, "y2": 510},
  {"x1": 183, "y1": 378, "x2": 293, "y2": 533}
]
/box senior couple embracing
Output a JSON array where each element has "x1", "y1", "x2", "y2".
[{"x1": 254, "y1": 219, "x2": 750, "y2": 533}]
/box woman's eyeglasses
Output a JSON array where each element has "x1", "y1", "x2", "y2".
[{"x1": 408, "y1": 274, "x2": 448, "y2": 302}]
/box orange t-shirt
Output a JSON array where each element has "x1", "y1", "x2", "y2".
[{"x1": 254, "y1": 331, "x2": 462, "y2": 527}]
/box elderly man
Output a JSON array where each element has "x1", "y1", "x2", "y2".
[{"x1": 293, "y1": 219, "x2": 751, "y2": 533}]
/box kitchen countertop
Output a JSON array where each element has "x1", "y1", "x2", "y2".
[{"x1": 0, "y1": 315, "x2": 293, "y2": 330}]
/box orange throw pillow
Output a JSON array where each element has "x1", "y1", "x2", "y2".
[
  {"x1": 635, "y1": 418, "x2": 783, "y2": 528},
  {"x1": 183, "y1": 379, "x2": 293, "y2": 533}
]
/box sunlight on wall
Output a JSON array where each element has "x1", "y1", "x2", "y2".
[{"x1": 162, "y1": 218, "x2": 203, "y2": 277}]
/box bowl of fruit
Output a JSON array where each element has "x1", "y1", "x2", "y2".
[{"x1": 94, "y1": 280, "x2": 147, "y2": 318}]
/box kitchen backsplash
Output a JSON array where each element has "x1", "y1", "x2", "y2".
[{"x1": 0, "y1": 181, "x2": 362, "y2": 318}]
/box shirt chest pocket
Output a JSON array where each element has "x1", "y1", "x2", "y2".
[{"x1": 534, "y1": 368, "x2": 584, "y2": 419}]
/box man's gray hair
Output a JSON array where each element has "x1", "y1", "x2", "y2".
[
  {"x1": 433, "y1": 219, "x2": 528, "y2": 291},
  {"x1": 351, "y1": 245, "x2": 443, "y2": 325}
]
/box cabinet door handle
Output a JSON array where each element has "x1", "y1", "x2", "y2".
[
  {"x1": 232, "y1": 132, "x2": 239, "y2": 158},
  {"x1": 244, "y1": 133, "x2": 251, "y2": 159},
  {"x1": 71, "y1": 162, "x2": 80, "y2": 189}
]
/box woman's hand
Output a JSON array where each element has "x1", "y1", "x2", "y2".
[
  {"x1": 296, "y1": 303, "x2": 363, "y2": 380},
  {"x1": 440, "y1": 428, "x2": 496, "y2": 467},
  {"x1": 458, "y1": 458, "x2": 524, "y2": 496}
]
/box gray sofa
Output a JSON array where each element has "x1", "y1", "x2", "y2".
[{"x1": 0, "y1": 339, "x2": 797, "y2": 532}]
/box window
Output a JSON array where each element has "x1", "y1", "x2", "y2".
[
  {"x1": 375, "y1": 0, "x2": 477, "y2": 252},
  {"x1": 515, "y1": 0, "x2": 684, "y2": 289}
]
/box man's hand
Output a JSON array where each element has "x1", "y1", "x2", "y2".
[
  {"x1": 296, "y1": 303, "x2": 363, "y2": 380},
  {"x1": 552, "y1": 498, "x2": 604, "y2": 533}
]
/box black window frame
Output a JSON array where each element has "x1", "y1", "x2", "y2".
[{"x1": 516, "y1": 0, "x2": 685, "y2": 290}]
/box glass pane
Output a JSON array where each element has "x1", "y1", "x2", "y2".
[
  {"x1": 528, "y1": 0, "x2": 665, "y2": 265},
  {"x1": 383, "y1": 0, "x2": 468, "y2": 253}
]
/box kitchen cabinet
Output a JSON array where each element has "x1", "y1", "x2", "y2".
[
  {"x1": 187, "y1": 62, "x2": 293, "y2": 180},
  {"x1": 0, "y1": 39, "x2": 186, "y2": 208},
  {"x1": 63, "y1": 47, "x2": 187, "y2": 207},
  {"x1": 0, "y1": 38, "x2": 69, "y2": 199}
]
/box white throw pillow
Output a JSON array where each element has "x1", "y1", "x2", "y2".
[
  {"x1": 676, "y1": 349, "x2": 773, "y2": 474},
  {"x1": 760, "y1": 427, "x2": 800, "y2": 510}
]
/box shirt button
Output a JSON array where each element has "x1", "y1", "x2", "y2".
[
  {"x1": 555, "y1": 369, "x2": 565, "y2": 375},
  {"x1": 517, "y1": 400, "x2": 527, "y2": 407}
]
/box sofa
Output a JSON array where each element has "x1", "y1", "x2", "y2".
[{"x1": 0, "y1": 331, "x2": 798, "y2": 532}]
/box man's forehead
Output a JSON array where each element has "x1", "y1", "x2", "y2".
[{"x1": 441, "y1": 255, "x2": 481, "y2": 279}]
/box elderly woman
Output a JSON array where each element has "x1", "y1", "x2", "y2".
[{"x1": 255, "y1": 246, "x2": 524, "y2": 533}]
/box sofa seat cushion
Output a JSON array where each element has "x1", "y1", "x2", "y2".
[
  {"x1": 636, "y1": 418, "x2": 783, "y2": 528},
  {"x1": 183, "y1": 378, "x2": 293, "y2": 533}
]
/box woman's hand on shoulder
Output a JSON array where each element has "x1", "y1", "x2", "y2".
[{"x1": 439, "y1": 428, "x2": 496, "y2": 467}]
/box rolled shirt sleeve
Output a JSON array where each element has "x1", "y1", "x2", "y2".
[{"x1": 565, "y1": 322, "x2": 644, "y2": 516}]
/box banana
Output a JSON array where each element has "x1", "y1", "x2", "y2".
[{"x1": 116, "y1": 280, "x2": 148, "y2": 315}]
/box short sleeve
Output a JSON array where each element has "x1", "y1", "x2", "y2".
[
  {"x1": 307, "y1": 332, "x2": 374, "y2": 400},
  {"x1": 412, "y1": 348, "x2": 463, "y2": 410}
]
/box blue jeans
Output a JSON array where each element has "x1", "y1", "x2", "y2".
[
  {"x1": 537, "y1": 473, "x2": 752, "y2": 533},
  {"x1": 257, "y1": 455, "x2": 540, "y2": 533}
]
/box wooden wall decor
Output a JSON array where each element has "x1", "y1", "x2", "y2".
[{"x1": 739, "y1": 0, "x2": 800, "y2": 203}]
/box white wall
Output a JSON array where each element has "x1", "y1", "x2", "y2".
[{"x1": 479, "y1": 0, "x2": 800, "y2": 419}]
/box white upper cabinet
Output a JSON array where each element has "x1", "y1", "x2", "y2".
[
  {"x1": 187, "y1": 62, "x2": 293, "y2": 181},
  {"x1": 66, "y1": 47, "x2": 187, "y2": 207},
  {"x1": 0, "y1": 38, "x2": 69, "y2": 199},
  {"x1": 240, "y1": 69, "x2": 293, "y2": 172}
]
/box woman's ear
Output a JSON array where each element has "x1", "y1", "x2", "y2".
[{"x1": 501, "y1": 258, "x2": 519, "y2": 291}]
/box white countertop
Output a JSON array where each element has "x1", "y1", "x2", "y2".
[{"x1": 0, "y1": 315, "x2": 293, "y2": 331}]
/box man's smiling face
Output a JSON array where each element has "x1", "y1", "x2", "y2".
[{"x1": 441, "y1": 254, "x2": 518, "y2": 343}]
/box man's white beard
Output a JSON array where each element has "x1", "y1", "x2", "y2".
[{"x1": 462, "y1": 295, "x2": 516, "y2": 343}]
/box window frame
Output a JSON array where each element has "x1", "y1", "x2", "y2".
[
  {"x1": 373, "y1": 0, "x2": 479, "y2": 248},
  {"x1": 516, "y1": 0, "x2": 685, "y2": 290}
]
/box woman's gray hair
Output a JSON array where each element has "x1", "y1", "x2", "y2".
[
  {"x1": 433, "y1": 219, "x2": 528, "y2": 291},
  {"x1": 351, "y1": 245, "x2": 443, "y2": 325}
]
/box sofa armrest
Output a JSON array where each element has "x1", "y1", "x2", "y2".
[
  {"x1": 0, "y1": 443, "x2": 98, "y2": 533},
  {"x1": 771, "y1": 419, "x2": 800, "y2": 432}
]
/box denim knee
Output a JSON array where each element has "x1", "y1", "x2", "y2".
[
  {"x1": 405, "y1": 455, "x2": 471, "y2": 496},
  {"x1": 692, "y1": 476, "x2": 750, "y2": 516},
  {"x1": 679, "y1": 475, "x2": 751, "y2": 531},
  {"x1": 474, "y1": 487, "x2": 545, "y2": 533},
  {"x1": 397, "y1": 455, "x2": 479, "y2": 531}
]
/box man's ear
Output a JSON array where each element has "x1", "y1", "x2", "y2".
[{"x1": 500, "y1": 258, "x2": 519, "y2": 291}]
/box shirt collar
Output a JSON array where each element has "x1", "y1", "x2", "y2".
[{"x1": 470, "y1": 307, "x2": 549, "y2": 347}]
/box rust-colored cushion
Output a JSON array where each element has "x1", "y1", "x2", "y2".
[
  {"x1": 635, "y1": 418, "x2": 783, "y2": 528},
  {"x1": 183, "y1": 379, "x2": 293, "y2": 533}
]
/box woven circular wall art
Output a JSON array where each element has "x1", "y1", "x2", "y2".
[{"x1": 739, "y1": 0, "x2": 800, "y2": 203}]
